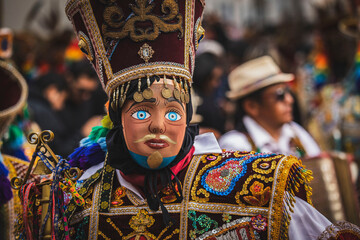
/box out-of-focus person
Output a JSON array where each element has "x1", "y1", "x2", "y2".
[
  {"x1": 219, "y1": 56, "x2": 321, "y2": 158},
  {"x1": 57, "y1": 60, "x2": 105, "y2": 156},
  {"x1": 193, "y1": 52, "x2": 225, "y2": 138},
  {"x1": 27, "y1": 71, "x2": 70, "y2": 155}
]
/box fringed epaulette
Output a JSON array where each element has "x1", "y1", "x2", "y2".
[
  {"x1": 270, "y1": 156, "x2": 313, "y2": 239},
  {"x1": 68, "y1": 115, "x2": 112, "y2": 170}
]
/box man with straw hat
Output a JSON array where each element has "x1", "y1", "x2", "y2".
[
  {"x1": 220, "y1": 56, "x2": 321, "y2": 159},
  {"x1": 13, "y1": 1, "x2": 360, "y2": 239}
]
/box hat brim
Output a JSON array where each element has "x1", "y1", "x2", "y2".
[{"x1": 226, "y1": 73, "x2": 294, "y2": 100}]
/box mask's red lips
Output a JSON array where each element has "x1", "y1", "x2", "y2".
[{"x1": 145, "y1": 139, "x2": 169, "y2": 149}]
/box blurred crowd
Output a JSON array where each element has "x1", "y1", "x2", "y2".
[{"x1": 1, "y1": 0, "x2": 360, "y2": 225}]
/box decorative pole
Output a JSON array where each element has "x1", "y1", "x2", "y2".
[{"x1": 11, "y1": 130, "x2": 81, "y2": 239}]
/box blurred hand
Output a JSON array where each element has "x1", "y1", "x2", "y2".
[{"x1": 81, "y1": 115, "x2": 102, "y2": 136}]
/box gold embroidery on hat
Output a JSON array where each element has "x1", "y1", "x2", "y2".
[
  {"x1": 161, "y1": 75, "x2": 172, "y2": 99},
  {"x1": 133, "y1": 78, "x2": 144, "y2": 102},
  {"x1": 142, "y1": 75, "x2": 153, "y2": 100},
  {"x1": 102, "y1": 0, "x2": 184, "y2": 42},
  {"x1": 195, "y1": 18, "x2": 205, "y2": 50},
  {"x1": 78, "y1": 31, "x2": 94, "y2": 61},
  {"x1": 138, "y1": 43, "x2": 154, "y2": 63}
]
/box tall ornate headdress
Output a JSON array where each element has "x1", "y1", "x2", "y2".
[{"x1": 65, "y1": 0, "x2": 205, "y2": 108}]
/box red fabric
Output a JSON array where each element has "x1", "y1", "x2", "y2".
[{"x1": 120, "y1": 146, "x2": 195, "y2": 188}]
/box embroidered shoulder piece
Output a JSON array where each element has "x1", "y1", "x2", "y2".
[{"x1": 189, "y1": 150, "x2": 313, "y2": 239}]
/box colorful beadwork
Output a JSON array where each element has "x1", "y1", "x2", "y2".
[
  {"x1": 243, "y1": 181, "x2": 271, "y2": 207},
  {"x1": 201, "y1": 153, "x2": 276, "y2": 196},
  {"x1": 161, "y1": 184, "x2": 180, "y2": 204},
  {"x1": 188, "y1": 210, "x2": 218, "y2": 236},
  {"x1": 111, "y1": 186, "x2": 126, "y2": 207},
  {"x1": 222, "y1": 213, "x2": 232, "y2": 223},
  {"x1": 251, "y1": 215, "x2": 267, "y2": 231},
  {"x1": 205, "y1": 155, "x2": 218, "y2": 161},
  {"x1": 129, "y1": 209, "x2": 155, "y2": 233}
]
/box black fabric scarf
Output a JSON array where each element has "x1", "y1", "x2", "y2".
[{"x1": 106, "y1": 76, "x2": 198, "y2": 225}]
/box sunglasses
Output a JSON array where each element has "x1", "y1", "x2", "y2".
[{"x1": 273, "y1": 87, "x2": 292, "y2": 102}]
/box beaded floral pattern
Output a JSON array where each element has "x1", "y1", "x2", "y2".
[
  {"x1": 201, "y1": 153, "x2": 276, "y2": 196},
  {"x1": 243, "y1": 181, "x2": 271, "y2": 207},
  {"x1": 251, "y1": 215, "x2": 267, "y2": 231},
  {"x1": 188, "y1": 210, "x2": 218, "y2": 237}
]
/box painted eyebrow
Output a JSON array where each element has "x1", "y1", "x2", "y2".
[
  {"x1": 165, "y1": 97, "x2": 184, "y2": 110},
  {"x1": 125, "y1": 98, "x2": 156, "y2": 113}
]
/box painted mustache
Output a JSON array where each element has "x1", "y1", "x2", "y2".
[{"x1": 134, "y1": 134, "x2": 177, "y2": 144}]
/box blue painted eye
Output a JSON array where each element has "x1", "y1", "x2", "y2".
[
  {"x1": 165, "y1": 111, "x2": 181, "y2": 121},
  {"x1": 132, "y1": 110, "x2": 150, "y2": 120}
]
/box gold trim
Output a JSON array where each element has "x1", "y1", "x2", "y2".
[
  {"x1": 268, "y1": 155, "x2": 297, "y2": 239},
  {"x1": 106, "y1": 63, "x2": 191, "y2": 95},
  {"x1": 89, "y1": 181, "x2": 101, "y2": 240},
  {"x1": 188, "y1": 202, "x2": 268, "y2": 216},
  {"x1": 179, "y1": 155, "x2": 202, "y2": 239}
]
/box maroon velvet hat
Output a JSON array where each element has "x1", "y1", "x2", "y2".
[{"x1": 65, "y1": 0, "x2": 205, "y2": 97}]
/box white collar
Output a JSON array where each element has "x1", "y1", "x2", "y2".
[
  {"x1": 243, "y1": 116, "x2": 295, "y2": 148},
  {"x1": 193, "y1": 132, "x2": 223, "y2": 155}
]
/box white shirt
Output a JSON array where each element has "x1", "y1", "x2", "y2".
[
  {"x1": 219, "y1": 116, "x2": 321, "y2": 158},
  {"x1": 79, "y1": 133, "x2": 329, "y2": 239}
]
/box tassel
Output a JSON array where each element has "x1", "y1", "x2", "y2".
[
  {"x1": 79, "y1": 144, "x2": 105, "y2": 169},
  {"x1": 68, "y1": 143, "x2": 105, "y2": 170},
  {"x1": 68, "y1": 146, "x2": 85, "y2": 167},
  {"x1": 88, "y1": 126, "x2": 109, "y2": 142},
  {"x1": 101, "y1": 114, "x2": 113, "y2": 129},
  {"x1": 0, "y1": 160, "x2": 9, "y2": 177},
  {"x1": 0, "y1": 175, "x2": 13, "y2": 205},
  {"x1": 160, "y1": 201, "x2": 173, "y2": 226}
]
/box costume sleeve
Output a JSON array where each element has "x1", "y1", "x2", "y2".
[
  {"x1": 288, "y1": 196, "x2": 331, "y2": 240},
  {"x1": 290, "y1": 122, "x2": 321, "y2": 158}
]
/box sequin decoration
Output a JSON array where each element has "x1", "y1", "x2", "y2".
[
  {"x1": 111, "y1": 186, "x2": 126, "y2": 207},
  {"x1": 188, "y1": 210, "x2": 218, "y2": 238},
  {"x1": 206, "y1": 155, "x2": 218, "y2": 161},
  {"x1": 129, "y1": 209, "x2": 155, "y2": 233},
  {"x1": 222, "y1": 213, "x2": 232, "y2": 223},
  {"x1": 161, "y1": 183, "x2": 180, "y2": 204},
  {"x1": 243, "y1": 181, "x2": 271, "y2": 207},
  {"x1": 201, "y1": 153, "x2": 275, "y2": 196},
  {"x1": 251, "y1": 215, "x2": 267, "y2": 231}
]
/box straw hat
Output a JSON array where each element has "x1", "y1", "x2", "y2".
[{"x1": 226, "y1": 56, "x2": 294, "y2": 100}]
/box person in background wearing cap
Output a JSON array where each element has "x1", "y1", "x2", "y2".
[
  {"x1": 219, "y1": 56, "x2": 321, "y2": 159},
  {"x1": 13, "y1": 1, "x2": 360, "y2": 240}
]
